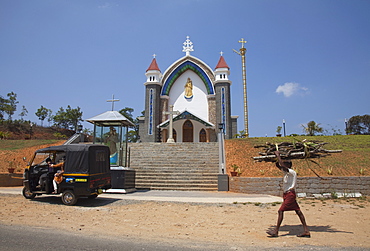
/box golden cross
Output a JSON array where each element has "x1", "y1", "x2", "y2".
[{"x1": 238, "y1": 38, "x2": 247, "y2": 48}]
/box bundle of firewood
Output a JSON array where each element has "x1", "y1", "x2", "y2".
[{"x1": 252, "y1": 140, "x2": 342, "y2": 162}]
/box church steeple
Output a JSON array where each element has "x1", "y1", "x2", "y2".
[
  {"x1": 145, "y1": 54, "x2": 162, "y2": 83},
  {"x1": 215, "y1": 52, "x2": 230, "y2": 81}
]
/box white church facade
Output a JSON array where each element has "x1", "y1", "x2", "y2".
[{"x1": 138, "y1": 37, "x2": 238, "y2": 143}]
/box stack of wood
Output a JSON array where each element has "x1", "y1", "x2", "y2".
[{"x1": 252, "y1": 140, "x2": 342, "y2": 162}]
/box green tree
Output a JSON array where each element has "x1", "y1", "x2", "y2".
[
  {"x1": 0, "y1": 95, "x2": 9, "y2": 120},
  {"x1": 66, "y1": 105, "x2": 83, "y2": 131},
  {"x1": 2, "y1": 92, "x2": 18, "y2": 120},
  {"x1": 53, "y1": 106, "x2": 83, "y2": 131},
  {"x1": 35, "y1": 105, "x2": 52, "y2": 126},
  {"x1": 52, "y1": 107, "x2": 69, "y2": 129},
  {"x1": 347, "y1": 114, "x2": 370, "y2": 135},
  {"x1": 19, "y1": 105, "x2": 28, "y2": 121},
  {"x1": 302, "y1": 121, "x2": 323, "y2": 136},
  {"x1": 119, "y1": 107, "x2": 138, "y2": 142}
]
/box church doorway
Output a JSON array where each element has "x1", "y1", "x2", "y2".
[
  {"x1": 199, "y1": 129, "x2": 206, "y2": 142},
  {"x1": 173, "y1": 129, "x2": 177, "y2": 142},
  {"x1": 183, "y1": 120, "x2": 193, "y2": 142}
]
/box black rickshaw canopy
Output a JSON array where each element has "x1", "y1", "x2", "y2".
[{"x1": 35, "y1": 144, "x2": 110, "y2": 174}]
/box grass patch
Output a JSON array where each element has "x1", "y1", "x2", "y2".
[
  {"x1": 227, "y1": 135, "x2": 370, "y2": 177},
  {"x1": 0, "y1": 140, "x2": 62, "y2": 151}
]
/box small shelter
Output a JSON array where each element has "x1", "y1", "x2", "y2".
[{"x1": 86, "y1": 111, "x2": 135, "y2": 191}]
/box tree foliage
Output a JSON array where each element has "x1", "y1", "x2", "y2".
[
  {"x1": 53, "y1": 105, "x2": 83, "y2": 131},
  {"x1": 35, "y1": 105, "x2": 52, "y2": 126},
  {"x1": 302, "y1": 121, "x2": 323, "y2": 136},
  {"x1": 0, "y1": 95, "x2": 8, "y2": 120},
  {"x1": 119, "y1": 107, "x2": 139, "y2": 142},
  {"x1": 347, "y1": 114, "x2": 370, "y2": 135},
  {"x1": 0, "y1": 92, "x2": 18, "y2": 121},
  {"x1": 19, "y1": 105, "x2": 28, "y2": 120}
]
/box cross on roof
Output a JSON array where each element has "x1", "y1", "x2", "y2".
[
  {"x1": 107, "y1": 94, "x2": 120, "y2": 111},
  {"x1": 182, "y1": 36, "x2": 194, "y2": 56},
  {"x1": 220, "y1": 51, "x2": 224, "y2": 56},
  {"x1": 153, "y1": 54, "x2": 156, "y2": 58}
]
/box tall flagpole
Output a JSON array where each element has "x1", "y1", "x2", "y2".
[{"x1": 233, "y1": 38, "x2": 249, "y2": 137}]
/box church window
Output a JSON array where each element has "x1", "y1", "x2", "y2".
[
  {"x1": 199, "y1": 129, "x2": 206, "y2": 142},
  {"x1": 221, "y1": 87, "x2": 226, "y2": 134},
  {"x1": 148, "y1": 89, "x2": 154, "y2": 135}
]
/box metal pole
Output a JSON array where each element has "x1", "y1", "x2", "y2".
[
  {"x1": 233, "y1": 38, "x2": 249, "y2": 137},
  {"x1": 240, "y1": 47, "x2": 248, "y2": 137},
  {"x1": 283, "y1": 119, "x2": 286, "y2": 137},
  {"x1": 218, "y1": 123, "x2": 226, "y2": 174}
]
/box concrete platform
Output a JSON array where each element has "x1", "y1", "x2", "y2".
[{"x1": 0, "y1": 187, "x2": 282, "y2": 204}]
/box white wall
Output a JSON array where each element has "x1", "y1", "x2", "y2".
[{"x1": 169, "y1": 70, "x2": 209, "y2": 121}]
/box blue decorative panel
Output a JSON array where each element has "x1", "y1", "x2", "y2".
[{"x1": 148, "y1": 89, "x2": 153, "y2": 135}]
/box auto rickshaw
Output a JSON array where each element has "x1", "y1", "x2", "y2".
[{"x1": 22, "y1": 144, "x2": 111, "y2": 205}]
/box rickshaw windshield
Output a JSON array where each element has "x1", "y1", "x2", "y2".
[{"x1": 31, "y1": 153, "x2": 53, "y2": 166}]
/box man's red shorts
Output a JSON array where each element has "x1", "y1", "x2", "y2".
[{"x1": 279, "y1": 190, "x2": 300, "y2": 211}]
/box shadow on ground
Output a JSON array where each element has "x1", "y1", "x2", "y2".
[
  {"x1": 266, "y1": 224, "x2": 354, "y2": 237},
  {"x1": 30, "y1": 195, "x2": 120, "y2": 207}
]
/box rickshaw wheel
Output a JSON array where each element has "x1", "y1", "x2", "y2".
[
  {"x1": 61, "y1": 190, "x2": 78, "y2": 206},
  {"x1": 22, "y1": 186, "x2": 36, "y2": 199}
]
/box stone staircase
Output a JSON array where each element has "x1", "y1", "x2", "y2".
[{"x1": 128, "y1": 142, "x2": 219, "y2": 191}]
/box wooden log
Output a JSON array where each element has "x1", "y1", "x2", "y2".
[{"x1": 252, "y1": 149, "x2": 342, "y2": 161}]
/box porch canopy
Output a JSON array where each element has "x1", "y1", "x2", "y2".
[{"x1": 86, "y1": 111, "x2": 135, "y2": 127}]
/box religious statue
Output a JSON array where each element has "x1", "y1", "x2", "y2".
[
  {"x1": 184, "y1": 77, "x2": 193, "y2": 99},
  {"x1": 104, "y1": 127, "x2": 119, "y2": 164}
]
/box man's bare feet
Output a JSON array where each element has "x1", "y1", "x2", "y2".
[
  {"x1": 266, "y1": 230, "x2": 278, "y2": 237},
  {"x1": 297, "y1": 232, "x2": 311, "y2": 238}
]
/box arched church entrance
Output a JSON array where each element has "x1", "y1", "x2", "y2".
[
  {"x1": 199, "y1": 129, "x2": 206, "y2": 142},
  {"x1": 173, "y1": 129, "x2": 177, "y2": 142},
  {"x1": 183, "y1": 120, "x2": 193, "y2": 142}
]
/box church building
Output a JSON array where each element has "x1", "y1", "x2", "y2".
[{"x1": 138, "y1": 36, "x2": 238, "y2": 143}]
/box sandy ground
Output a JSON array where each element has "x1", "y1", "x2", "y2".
[{"x1": 1, "y1": 193, "x2": 369, "y2": 250}]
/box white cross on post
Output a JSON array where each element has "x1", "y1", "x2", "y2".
[
  {"x1": 107, "y1": 94, "x2": 120, "y2": 111},
  {"x1": 163, "y1": 105, "x2": 180, "y2": 143}
]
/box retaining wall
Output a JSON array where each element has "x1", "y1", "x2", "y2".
[
  {"x1": 229, "y1": 176, "x2": 370, "y2": 196},
  {"x1": 0, "y1": 173, "x2": 23, "y2": 187}
]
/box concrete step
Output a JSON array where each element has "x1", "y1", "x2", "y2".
[{"x1": 128, "y1": 142, "x2": 219, "y2": 191}]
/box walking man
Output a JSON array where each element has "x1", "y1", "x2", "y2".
[{"x1": 267, "y1": 151, "x2": 311, "y2": 238}]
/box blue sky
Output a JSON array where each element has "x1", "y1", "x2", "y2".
[{"x1": 1, "y1": 0, "x2": 369, "y2": 137}]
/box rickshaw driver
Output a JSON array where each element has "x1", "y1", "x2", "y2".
[
  {"x1": 38, "y1": 157, "x2": 53, "y2": 188},
  {"x1": 38, "y1": 156, "x2": 65, "y2": 190}
]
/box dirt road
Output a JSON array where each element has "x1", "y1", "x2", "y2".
[{"x1": 1, "y1": 193, "x2": 369, "y2": 250}]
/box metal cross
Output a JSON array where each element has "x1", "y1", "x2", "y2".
[
  {"x1": 182, "y1": 36, "x2": 194, "y2": 56},
  {"x1": 163, "y1": 105, "x2": 180, "y2": 143},
  {"x1": 107, "y1": 94, "x2": 120, "y2": 111},
  {"x1": 238, "y1": 38, "x2": 247, "y2": 48}
]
